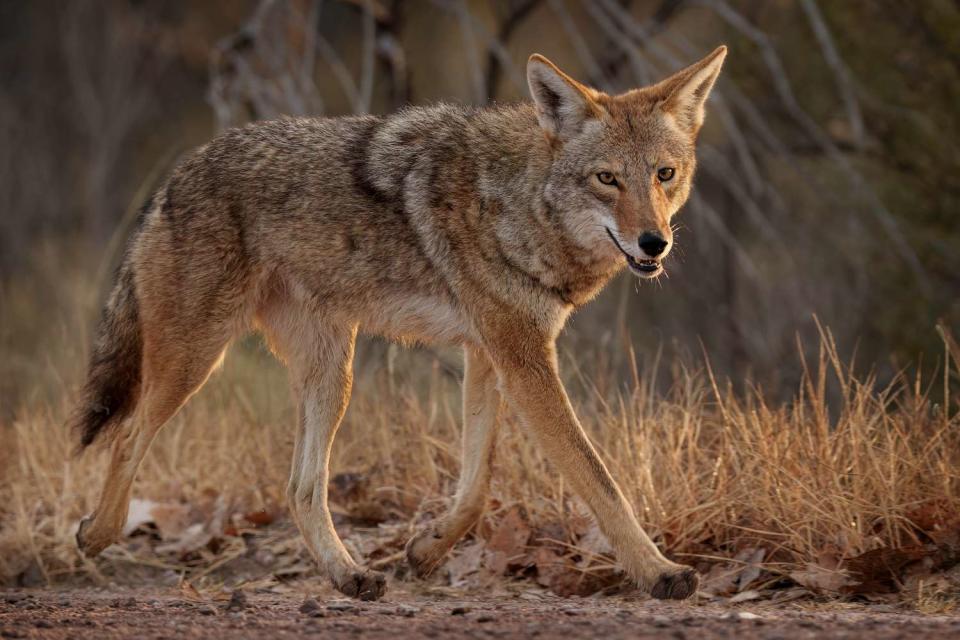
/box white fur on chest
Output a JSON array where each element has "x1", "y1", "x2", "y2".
[{"x1": 362, "y1": 295, "x2": 470, "y2": 345}]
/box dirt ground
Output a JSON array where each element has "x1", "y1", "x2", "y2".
[{"x1": 3, "y1": 582, "x2": 959, "y2": 640}]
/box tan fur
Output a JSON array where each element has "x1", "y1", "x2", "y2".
[{"x1": 71, "y1": 47, "x2": 727, "y2": 601}]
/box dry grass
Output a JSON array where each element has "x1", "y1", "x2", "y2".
[{"x1": 1, "y1": 246, "x2": 959, "y2": 591}]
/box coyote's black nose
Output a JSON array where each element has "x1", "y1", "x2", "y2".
[{"x1": 638, "y1": 232, "x2": 668, "y2": 257}]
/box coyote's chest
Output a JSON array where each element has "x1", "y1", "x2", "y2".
[{"x1": 360, "y1": 294, "x2": 470, "y2": 345}]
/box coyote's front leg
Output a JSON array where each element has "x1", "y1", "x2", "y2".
[{"x1": 487, "y1": 337, "x2": 698, "y2": 599}]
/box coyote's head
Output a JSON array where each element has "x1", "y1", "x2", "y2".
[{"x1": 527, "y1": 47, "x2": 726, "y2": 279}]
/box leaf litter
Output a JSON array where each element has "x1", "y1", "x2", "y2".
[{"x1": 52, "y1": 473, "x2": 960, "y2": 610}]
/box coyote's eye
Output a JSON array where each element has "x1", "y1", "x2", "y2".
[
  {"x1": 657, "y1": 167, "x2": 676, "y2": 182},
  {"x1": 597, "y1": 171, "x2": 618, "y2": 186}
]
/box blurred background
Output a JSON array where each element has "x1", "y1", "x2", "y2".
[{"x1": 1, "y1": 0, "x2": 958, "y2": 415}]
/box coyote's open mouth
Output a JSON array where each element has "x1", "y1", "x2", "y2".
[{"x1": 605, "y1": 228, "x2": 662, "y2": 277}]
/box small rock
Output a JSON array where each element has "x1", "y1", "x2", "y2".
[
  {"x1": 226, "y1": 590, "x2": 248, "y2": 611},
  {"x1": 451, "y1": 606, "x2": 470, "y2": 615},
  {"x1": 396, "y1": 605, "x2": 419, "y2": 617},
  {"x1": 473, "y1": 614, "x2": 495, "y2": 623},
  {"x1": 737, "y1": 612, "x2": 761, "y2": 621},
  {"x1": 300, "y1": 598, "x2": 321, "y2": 615},
  {"x1": 197, "y1": 604, "x2": 217, "y2": 616},
  {"x1": 327, "y1": 601, "x2": 357, "y2": 612},
  {"x1": 652, "y1": 615, "x2": 671, "y2": 628}
]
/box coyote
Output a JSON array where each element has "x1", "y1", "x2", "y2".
[{"x1": 71, "y1": 47, "x2": 726, "y2": 601}]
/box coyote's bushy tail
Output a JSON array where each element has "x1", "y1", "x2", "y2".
[{"x1": 69, "y1": 264, "x2": 143, "y2": 451}]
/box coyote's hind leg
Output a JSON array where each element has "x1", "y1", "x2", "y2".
[
  {"x1": 406, "y1": 346, "x2": 501, "y2": 577},
  {"x1": 77, "y1": 332, "x2": 232, "y2": 557}
]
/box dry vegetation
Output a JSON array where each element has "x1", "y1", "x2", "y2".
[
  {"x1": 2, "y1": 248, "x2": 958, "y2": 608},
  {"x1": 2, "y1": 0, "x2": 959, "y2": 617}
]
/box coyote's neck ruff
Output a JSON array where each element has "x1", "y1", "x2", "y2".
[{"x1": 72, "y1": 47, "x2": 727, "y2": 602}]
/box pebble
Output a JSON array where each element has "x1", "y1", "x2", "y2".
[
  {"x1": 197, "y1": 604, "x2": 217, "y2": 616},
  {"x1": 299, "y1": 598, "x2": 321, "y2": 615},
  {"x1": 226, "y1": 590, "x2": 247, "y2": 612},
  {"x1": 652, "y1": 615, "x2": 671, "y2": 627},
  {"x1": 451, "y1": 606, "x2": 470, "y2": 615},
  {"x1": 327, "y1": 602, "x2": 357, "y2": 613},
  {"x1": 396, "y1": 604, "x2": 419, "y2": 617}
]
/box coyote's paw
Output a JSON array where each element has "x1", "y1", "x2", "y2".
[
  {"x1": 404, "y1": 526, "x2": 448, "y2": 578},
  {"x1": 75, "y1": 515, "x2": 114, "y2": 558},
  {"x1": 650, "y1": 566, "x2": 699, "y2": 600},
  {"x1": 333, "y1": 569, "x2": 387, "y2": 601}
]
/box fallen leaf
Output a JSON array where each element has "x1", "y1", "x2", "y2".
[
  {"x1": 244, "y1": 509, "x2": 274, "y2": 527},
  {"x1": 156, "y1": 523, "x2": 213, "y2": 556},
  {"x1": 701, "y1": 562, "x2": 741, "y2": 596},
  {"x1": 790, "y1": 562, "x2": 854, "y2": 593},
  {"x1": 447, "y1": 541, "x2": 484, "y2": 586},
  {"x1": 178, "y1": 579, "x2": 205, "y2": 602},
  {"x1": 737, "y1": 548, "x2": 766, "y2": 592},
  {"x1": 483, "y1": 506, "x2": 531, "y2": 575},
  {"x1": 574, "y1": 522, "x2": 613, "y2": 567},
  {"x1": 728, "y1": 589, "x2": 762, "y2": 603},
  {"x1": 843, "y1": 545, "x2": 928, "y2": 594}
]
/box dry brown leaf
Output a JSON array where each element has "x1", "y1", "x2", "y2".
[
  {"x1": 701, "y1": 547, "x2": 764, "y2": 596},
  {"x1": 243, "y1": 509, "x2": 275, "y2": 527},
  {"x1": 701, "y1": 562, "x2": 740, "y2": 596},
  {"x1": 178, "y1": 579, "x2": 205, "y2": 602},
  {"x1": 737, "y1": 548, "x2": 766, "y2": 591},
  {"x1": 482, "y1": 506, "x2": 531, "y2": 575},
  {"x1": 790, "y1": 562, "x2": 854, "y2": 593},
  {"x1": 728, "y1": 589, "x2": 763, "y2": 603},
  {"x1": 447, "y1": 541, "x2": 484, "y2": 586},
  {"x1": 843, "y1": 545, "x2": 928, "y2": 594},
  {"x1": 575, "y1": 522, "x2": 613, "y2": 567}
]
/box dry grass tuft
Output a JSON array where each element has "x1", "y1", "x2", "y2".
[{"x1": 1, "y1": 249, "x2": 958, "y2": 594}]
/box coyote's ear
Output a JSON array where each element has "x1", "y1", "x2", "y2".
[
  {"x1": 527, "y1": 54, "x2": 602, "y2": 140},
  {"x1": 656, "y1": 46, "x2": 727, "y2": 136}
]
